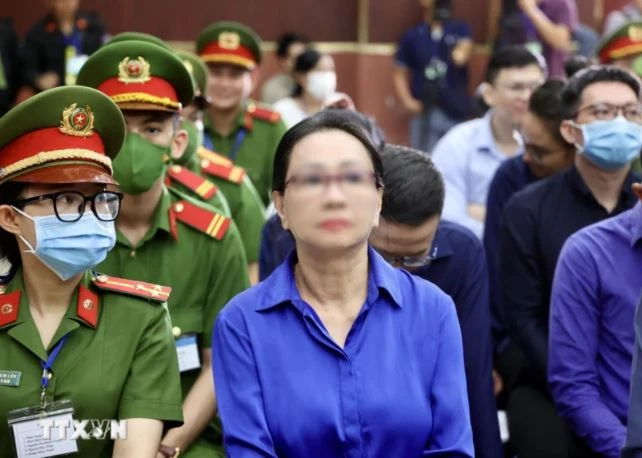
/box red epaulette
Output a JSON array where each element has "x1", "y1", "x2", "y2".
[
  {"x1": 166, "y1": 165, "x2": 218, "y2": 200},
  {"x1": 171, "y1": 200, "x2": 231, "y2": 240},
  {"x1": 196, "y1": 146, "x2": 234, "y2": 167},
  {"x1": 0, "y1": 288, "x2": 20, "y2": 327},
  {"x1": 91, "y1": 273, "x2": 171, "y2": 303},
  {"x1": 199, "y1": 159, "x2": 246, "y2": 185},
  {"x1": 247, "y1": 103, "x2": 281, "y2": 123}
]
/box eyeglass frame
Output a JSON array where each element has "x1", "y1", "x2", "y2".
[
  {"x1": 284, "y1": 171, "x2": 383, "y2": 191},
  {"x1": 573, "y1": 102, "x2": 642, "y2": 123},
  {"x1": 11, "y1": 191, "x2": 124, "y2": 223},
  {"x1": 376, "y1": 245, "x2": 438, "y2": 269}
]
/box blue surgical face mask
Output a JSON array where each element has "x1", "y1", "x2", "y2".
[
  {"x1": 574, "y1": 116, "x2": 642, "y2": 171},
  {"x1": 14, "y1": 208, "x2": 116, "y2": 281}
]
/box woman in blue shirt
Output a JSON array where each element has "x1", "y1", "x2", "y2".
[{"x1": 212, "y1": 110, "x2": 473, "y2": 458}]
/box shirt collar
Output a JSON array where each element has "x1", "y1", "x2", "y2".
[
  {"x1": 204, "y1": 102, "x2": 253, "y2": 136},
  {"x1": 116, "y1": 187, "x2": 172, "y2": 247},
  {"x1": 431, "y1": 222, "x2": 454, "y2": 261},
  {"x1": 477, "y1": 111, "x2": 505, "y2": 159},
  {"x1": 568, "y1": 165, "x2": 638, "y2": 203},
  {"x1": 256, "y1": 246, "x2": 403, "y2": 312},
  {"x1": 630, "y1": 202, "x2": 642, "y2": 247}
]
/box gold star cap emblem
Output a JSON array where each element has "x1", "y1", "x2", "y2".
[
  {"x1": 118, "y1": 56, "x2": 151, "y2": 84},
  {"x1": 59, "y1": 103, "x2": 95, "y2": 137},
  {"x1": 218, "y1": 31, "x2": 240, "y2": 50}
]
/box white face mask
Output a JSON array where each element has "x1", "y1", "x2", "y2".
[{"x1": 306, "y1": 71, "x2": 337, "y2": 102}]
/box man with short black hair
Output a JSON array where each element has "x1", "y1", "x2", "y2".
[
  {"x1": 500, "y1": 65, "x2": 641, "y2": 458},
  {"x1": 261, "y1": 33, "x2": 307, "y2": 105},
  {"x1": 259, "y1": 143, "x2": 503, "y2": 458},
  {"x1": 432, "y1": 45, "x2": 546, "y2": 238}
]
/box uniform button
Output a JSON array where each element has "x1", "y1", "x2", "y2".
[
  {"x1": 171, "y1": 165, "x2": 182, "y2": 173},
  {"x1": 95, "y1": 275, "x2": 108, "y2": 283},
  {"x1": 172, "y1": 326, "x2": 181, "y2": 338},
  {"x1": 0, "y1": 285, "x2": 5, "y2": 294},
  {"x1": 130, "y1": 250, "x2": 136, "y2": 258},
  {"x1": 0, "y1": 303, "x2": 12, "y2": 314},
  {"x1": 82, "y1": 299, "x2": 94, "y2": 310},
  {"x1": 201, "y1": 160, "x2": 210, "y2": 168},
  {"x1": 174, "y1": 203, "x2": 184, "y2": 213}
]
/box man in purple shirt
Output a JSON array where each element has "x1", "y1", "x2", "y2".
[
  {"x1": 518, "y1": 0, "x2": 578, "y2": 78},
  {"x1": 549, "y1": 197, "x2": 642, "y2": 457}
]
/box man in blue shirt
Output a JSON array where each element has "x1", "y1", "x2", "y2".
[
  {"x1": 432, "y1": 46, "x2": 546, "y2": 238},
  {"x1": 499, "y1": 66, "x2": 641, "y2": 458},
  {"x1": 259, "y1": 144, "x2": 502, "y2": 458},
  {"x1": 549, "y1": 200, "x2": 642, "y2": 457},
  {"x1": 623, "y1": 290, "x2": 642, "y2": 458},
  {"x1": 393, "y1": 0, "x2": 473, "y2": 153}
]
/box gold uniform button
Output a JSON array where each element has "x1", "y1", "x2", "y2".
[
  {"x1": 174, "y1": 203, "x2": 184, "y2": 213},
  {"x1": 0, "y1": 285, "x2": 6, "y2": 294},
  {"x1": 130, "y1": 250, "x2": 136, "y2": 258},
  {"x1": 82, "y1": 299, "x2": 94, "y2": 310},
  {"x1": 170, "y1": 165, "x2": 182, "y2": 173},
  {"x1": 172, "y1": 327, "x2": 182, "y2": 338},
  {"x1": 95, "y1": 275, "x2": 108, "y2": 283},
  {"x1": 201, "y1": 160, "x2": 210, "y2": 168}
]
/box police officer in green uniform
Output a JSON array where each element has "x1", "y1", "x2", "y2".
[
  {"x1": 174, "y1": 49, "x2": 266, "y2": 283},
  {"x1": 77, "y1": 40, "x2": 250, "y2": 458},
  {"x1": 0, "y1": 86, "x2": 183, "y2": 458},
  {"x1": 197, "y1": 21, "x2": 288, "y2": 205}
]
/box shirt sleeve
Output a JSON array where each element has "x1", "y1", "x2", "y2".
[
  {"x1": 203, "y1": 221, "x2": 250, "y2": 347},
  {"x1": 432, "y1": 135, "x2": 483, "y2": 238},
  {"x1": 623, "y1": 297, "x2": 642, "y2": 458},
  {"x1": 546, "y1": 0, "x2": 578, "y2": 30},
  {"x1": 454, "y1": 243, "x2": 504, "y2": 458},
  {"x1": 499, "y1": 195, "x2": 549, "y2": 381},
  {"x1": 213, "y1": 304, "x2": 277, "y2": 457},
  {"x1": 233, "y1": 181, "x2": 266, "y2": 264},
  {"x1": 424, "y1": 293, "x2": 474, "y2": 457},
  {"x1": 118, "y1": 303, "x2": 184, "y2": 429},
  {"x1": 483, "y1": 166, "x2": 512, "y2": 350},
  {"x1": 549, "y1": 235, "x2": 626, "y2": 457},
  {"x1": 394, "y1": 31, "x2": 413, "y2": 68}
]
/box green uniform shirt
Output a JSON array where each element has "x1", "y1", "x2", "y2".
[
  {"x1": 0, "y1": 270, "x2": 183, "y2": 458},
  {"x1": 204, "y1": 101, "x2": 287, "y2": 205},
  {"x1": 175, "y1": 159, "x2": 265, "y2": 263}
]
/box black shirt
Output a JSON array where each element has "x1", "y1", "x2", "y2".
[
  {"x1": 22, "y1": 12, "x2": 105, "y2": 90},
  {"x1": 499, "y1": 165, "x2": 638, "y2": 382}
]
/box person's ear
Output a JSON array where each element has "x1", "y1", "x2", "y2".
[
  {"x1": 0, "y1": 205, "x2": 21, "y2": 236},
  {"x1": 560, "y1": 120, "x2": 582, "y2": 147},
  {"x1": 481, "y1": 82, "x2": 495, "y2": 107},
  {"x1": 170, "y1": 128, "x2": 189, "y2": 161},
  {"x1": 272, "y1": 190, "x2": 289, "y2": 230},
  {"x1": 372, "y1": 187, "x2": 383, "y2": 228}
]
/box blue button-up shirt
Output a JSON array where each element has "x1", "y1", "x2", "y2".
[
  {"x1": 258, "y1": 215, "x2": 502, "y2": 458},
  {"x1": 213, "y1": 247, "x2": 474, "y2": 458},
  {"x1": 623, "y1": 295, "x2": 642, "y2": 458},
  {"x1": 549, "y1": 204, "x2": 642, "y2": 457},
  {"x1": 483, "y1": 154, "x2": 536, "y2": 352},
  {"x1": 432, "y1": 112, "x2": 511, "y2": 239}
]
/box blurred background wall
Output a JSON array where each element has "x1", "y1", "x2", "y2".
[{"x1": 4, "y1": 0, "x2": 630, "y2": 143}]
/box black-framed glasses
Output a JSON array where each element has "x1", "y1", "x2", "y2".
[
  {"x1": 575, "y1": 103, "x2": 642, "y2": 123},
  {"x1": 284, "y1": 171, "x2": 381, "y2": 195},
  {"x1": 12, "y1": 191, "x2": 123, "y2": 223},
  {"x1": 377, "y1": 245, "x2": 438, "y2": 269}
]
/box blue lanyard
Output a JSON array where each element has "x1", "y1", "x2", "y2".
[
  {"x1": 206, "y1": 127, "x2": 247, "y2": 163},
  {"x1": 63, "y1": 30, "x2": 83, "y2": 55},
  {"x1": 40, "y1": 334, "x2": 69, "y2": 408}
]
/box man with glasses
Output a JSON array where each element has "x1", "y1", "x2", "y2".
[
  {"x1": 432, "y1": 46, "x2": 546, "y2": 239},
  {"x1": 258, "y1": 143, "x2": 503, "y2": 458},
  {"x1": 499, "y1": 66, "x2": 641, "y2": 458}
]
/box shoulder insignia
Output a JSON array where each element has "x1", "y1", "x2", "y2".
[
  {"x1": 167, "y1": 165, "x2": 219, "y2": 200},
  {"x1": 247, "y1": 103, "x2": 281, "y2": 123},
  {"x1": 77, "y1": 285, "x2": 99, "y2": 328},
  {"x1": 91, "y1": 273, "x2": 171, "y2": 303},
  {"x1": 200, "y1": 159, "x2": 245, "y2": 184},
  {"x1": 0, "y1": 290, "x2": 20, "y2": 327},
  {"x1": 196, "y1": 146, "x2": 234, "y2": 167},
  {"x1": 172, "y1": 200, "x2": 231, "y2": 240}
]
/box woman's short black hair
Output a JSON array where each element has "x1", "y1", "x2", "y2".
[
  {"x1": 292, "y1": 49, "x2": 323, "y2": 97},
  {"x1": 272, "y1": 110, "x2": 384, "y2": 194},
  {"x1": 276, "y1": 33, "x2": 307, "y2": 59},
  {"x1": 0, "y1": 181, "x2": 28, "y2": 272}
]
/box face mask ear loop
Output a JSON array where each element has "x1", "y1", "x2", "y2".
[{"x1": 11, "y1": 206, "x2": 36, "y2": 253}]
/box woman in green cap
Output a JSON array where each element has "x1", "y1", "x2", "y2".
[{"x1": 0, "y1": 86, "x2": 183, "y2": 458}]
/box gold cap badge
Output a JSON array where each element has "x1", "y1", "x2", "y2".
[
  {"x1": 59, "y1": 103, "x2": 95, "y2": 137},
  {"x1": 219, "y1": 32, "x2": 240, "y2": 50},
  {"x1": 118, "y1": 56, "x2": 151, "y2": 84}
]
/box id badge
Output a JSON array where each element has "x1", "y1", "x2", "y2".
[
  {"x1": 176, "y1": 334, "x2": 201, "y2": 372},
  {"x1": 7, "y1": 400, "x2": 78, "y2": 458}
]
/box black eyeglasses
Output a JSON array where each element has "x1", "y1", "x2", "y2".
[{"x1": 12, "y1": 191, "x2": 123, "y2": 223}]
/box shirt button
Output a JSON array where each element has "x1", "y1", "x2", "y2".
[
  {"x1": 129, "y1": 250, "x2": 136, "y2": 258},
  {"x1": 172, "y1": 327, "x2": 182, "y2": 338}
]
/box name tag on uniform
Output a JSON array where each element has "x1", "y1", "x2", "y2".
[
  {"x1": 8, "y1": 400, "x2": 78, "y2": 458},
  {"x1": 176, "y1": 334, "x2": 201, "y2": 372},
  {"x1": 0, "y1": 371, "x2": 22, "y2": 387}
]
